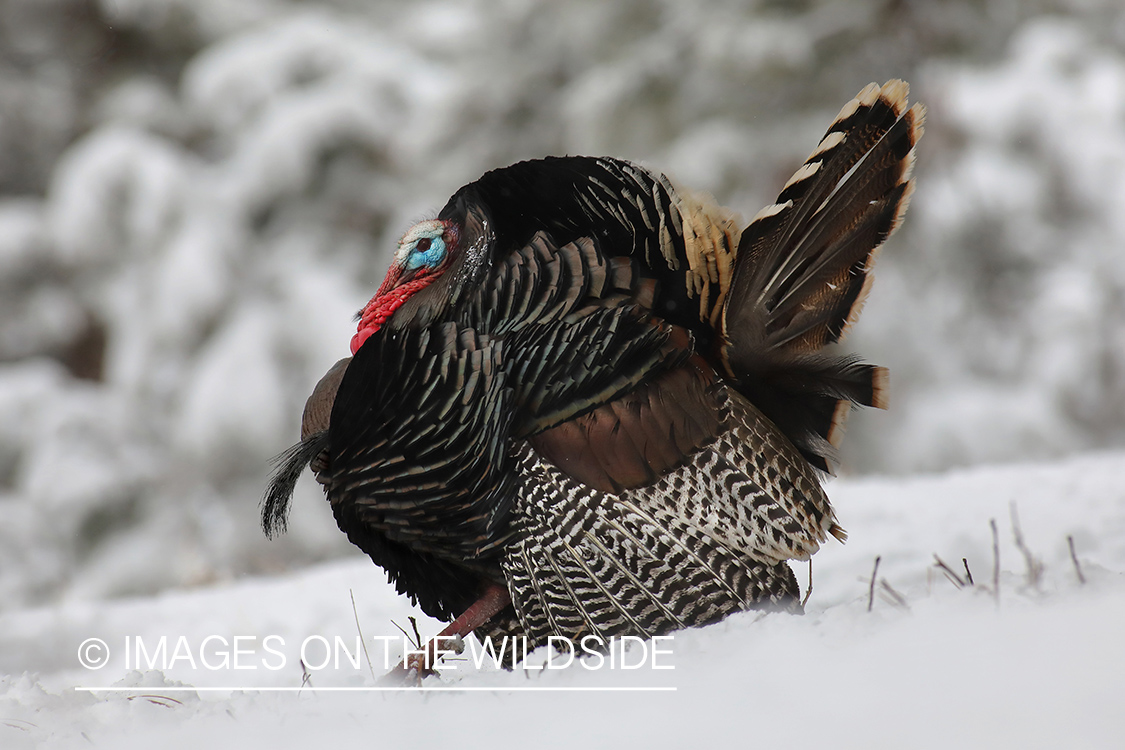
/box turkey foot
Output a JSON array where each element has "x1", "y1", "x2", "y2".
[{"x1": 380, "y1": 583, "x2": 511, "y2": 686}]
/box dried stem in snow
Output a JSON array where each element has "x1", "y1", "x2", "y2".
[
  {"x1": 868, "y1": 556, "x2": 881, "y2": 612},
  {"x1": 1010, "y1": 502, "x2": 1044, "y2": 589},
  {"x1": 933, "y1": 554, "x2": 966, "y2": 588},
  {"x1": 1068, "y1": 535, "x2": 1086, "y2": 585}
]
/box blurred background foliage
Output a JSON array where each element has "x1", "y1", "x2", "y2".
[{"x1": 2, "y1": 0, "x2": 1123, "y2": 608}]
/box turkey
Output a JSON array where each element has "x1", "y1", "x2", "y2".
[{"x1": 264, "y1": 80, "x2": 924, "y2": 670}]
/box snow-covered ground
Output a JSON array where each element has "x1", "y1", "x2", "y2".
[{"x1": 3, "y1": 451, "x2": 1122, "y2": 749}]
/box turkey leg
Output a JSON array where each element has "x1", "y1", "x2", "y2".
[{"x1": 380, "y1": 583, "x2": 511, "y2": 685}]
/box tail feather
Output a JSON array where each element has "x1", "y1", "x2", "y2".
[
  {"x1": 720, "y1": 80, "x2": 922, "y2": 470},
  {"x1": 736, "y1": 358, "x2": 888, "y2": 473},
  {"x1": 767, "y1": 111, "x2": 920, "y2": 349},
  {"x1": 724, "y1": 80, "x2": 924, "y2": 357},
  {"x1": 774, "y1": 81, "x2": 914, "y2": 257}
]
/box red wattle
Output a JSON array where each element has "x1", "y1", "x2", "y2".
[
  {"x1": 350, "y1": 271, "x2": 436, "y2": 354},
  {"x1": 350, "y1": 330, "x2": 369, "y2": 355}
]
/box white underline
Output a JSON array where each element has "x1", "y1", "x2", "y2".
[{"x1": 75, "y1": 686, "x2": 676, "y2": 693}]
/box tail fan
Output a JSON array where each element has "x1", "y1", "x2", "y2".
[{"x1": 721, "y1": 80, "x2": 924, "y2": 471}]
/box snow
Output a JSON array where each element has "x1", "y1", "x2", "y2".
[{"x1": 2, "y1": 451, "x2": 1122, "y2": 748}]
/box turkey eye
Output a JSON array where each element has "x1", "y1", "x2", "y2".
[{"x1": 401, "y1": 227, "x2": 447, "y2": 271}]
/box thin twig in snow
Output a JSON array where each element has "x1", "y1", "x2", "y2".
[
  {"x1": 962, "y1": 558, "x2": 974, "y2": 586},
  {"x1": 933, "y1": 554, "x2": 966, "y2": 588},
  {"x1": 390, "y1": 619, "x2": 420, "y2": 649},
  {"x1": 868, "y1": 556, "x2": 881, "y2": 612},
  {"x1": 409, "y1": 616, "x2": 423, "y2": 652},
  {"x1": 1010, "y1": 502, "x2": 1043, "y2": 588},
  {"x1": 801, "y1": 559, "x2": 813, "y2": 608},
  {"x1": 125, "y1": 694, "x2": 182, "y2": 708},
  {"x1": 990, "y1": 518, "x2": 1000, "y2": 608},
  {"x1": 1068, "y1": 535, "x2": 1087, "y2": 585},
  {"x1": 350, "y1": 589, "x2": 376, "y2": 683},
  {"x1": 879, "y1": 579, "x2": 910, "y2": 611},
  {"x1": 301, "y1": 661, "x2": 315, "y2": 692}
]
